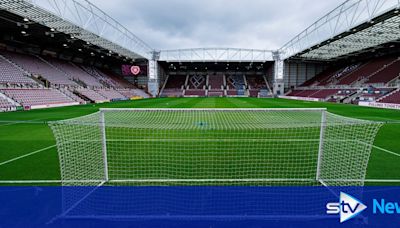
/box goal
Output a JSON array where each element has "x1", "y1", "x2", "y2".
[{"x1": 49, "y1": 108, "x2": 382, "y2": 187}]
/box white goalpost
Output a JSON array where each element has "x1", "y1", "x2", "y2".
[
  {"x1": 48, "y1": 108, "x2": 383, "y2": 219},
  {"x1": 49, "y1": 108, "x2": 383, "y2": 187}
]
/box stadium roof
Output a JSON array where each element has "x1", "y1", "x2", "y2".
[
  {"x1": 279, "y1": 0, "x2": 400, "y2": 61},
  {"x1": 158, "y1": 48, "x2": 275, "y2": 62},
  {"x1": 0, "y1": 0, "x2": 153, "y2": 60},
  {"x1": 1, "y1": 0, "x2": 399, "y2": 63}
]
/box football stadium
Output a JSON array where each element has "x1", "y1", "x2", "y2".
[{"x1": 0, "y1": 0, "x2": 400, "y2": 226}]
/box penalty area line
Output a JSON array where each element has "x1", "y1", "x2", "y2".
[
  {"x1": 372, "y1": 145, "x2": 400, "y2": 158},
  {"x1": 0, "y1": 144, "x2": 56, "y2": 166},
  {"x1": 0, "y1": 118, "x2": 47, "y2": 127}
]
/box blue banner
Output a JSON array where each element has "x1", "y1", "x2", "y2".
[{"x1": 1, "y1": 186, "x2": 400, "y2": 227}]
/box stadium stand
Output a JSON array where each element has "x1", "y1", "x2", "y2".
[
  {"x1": 59, "y1": 88, "x2": 87, "y2": 104},
  {"x1": 160, "y1": 72, "x2": 272, "y2": 98},
  {"x1": 100, "y1": 69, "x2": 137, "y2": 89},
  {"x1": 246, "y1": 75, "x2": 269, "y2": 97},
  {"x1": 0, "y1": 96, "x2": 15, "y2": 110},
  {"x1": 161, "y1": 75, "x2": 186, "y2": 97},
  {"x1": 81, "y1": 67, "x2": 119, "y2": 88},
  {"x1": 46, "y1": 58, "x2": 103, "y2": 87},
  {"x1": 288, "y1": 54, "x2": 400, "y2": 106},
  {"x1": 327, "y1": 89, "x2": 359, "y2": 103},
  {"x1": 208, "y1": 74, "x2": 225, "y2": 96},
  {"x1": 226, "y1": 74, "x2": 246, "y2": 96},
  {"x1": 117, "y1": 89, "x2": 150, "y2": 98},
  {"x1": 358, "y1": 88, "x2": 395, "y2": 102},
  {"x1": 1, "y1": 51, "x2": 77, "y2": 86},
  {"x1": 75, "y1": 89, "x2": 108, "y2": 103},
  {"x1": 187, "y1": 75, "x2": 206, "y2": 89},
  {"x1": 337, "y1": 57, "x2": 396, "y2": 85},
  {"x1": 0, "y1": 48, "x2": 150, "y2": 111},
  {"x1": 310, "y1": 89, "x2": 340, "y2": 99},
  {"x1": 184, "y1": 89, "x2": 206, "y2": 97},
  {"x1": 95, "y1": 89, "x2": 126, "y2": 100},
  {"x1": 300, "y1": 68, "x2": 336, "y2": 87},
  {"x1": 287, "y1": 89, "x2": 340, "y2": 100},
  {"x1": 128, "y1": 89, "x2": 150, "y2": 98},
  {"x1": 365, "y1": 58, "x2": 400, "y2": 84},
  {"x1": 378, "y1": 89, "x2": 400, "y2": 104},
  {"x1": 0, "y1": 88, "x2": 76, "y2": 107},
  {"x1": 0, "y1": 55, "x2": 36, "y2": 85},
  {"x1": 185, "y1": 75, "x2": 206, "y2": 96}
]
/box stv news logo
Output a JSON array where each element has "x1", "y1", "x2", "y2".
[{"x1": 326, "y1": 192, "x2": 367, "y2": 223}]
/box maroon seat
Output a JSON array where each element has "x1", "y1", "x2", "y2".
[
  {"x1": 366, "y1": 59, "x2": 400, "y2": 84},
  {"x1": 185, "y1": 89, "x2": 206, "y2": 96},
  {"x1": 379, "y1": 90, "x2": 400, "y2": 104}
]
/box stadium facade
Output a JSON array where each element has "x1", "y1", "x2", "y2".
[{"x1": 0, "y1": 0, "x2": 399, "y2": 111}]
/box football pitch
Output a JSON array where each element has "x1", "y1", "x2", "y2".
[{"x1": 0, "y1": 97, "x2": 399, "y2": 185}]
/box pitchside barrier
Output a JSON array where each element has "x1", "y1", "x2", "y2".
[{"x1": 48, "y1": 108, "x2": 383, "y2": 219}]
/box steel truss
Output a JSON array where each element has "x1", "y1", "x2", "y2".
[
  {"x1": 0, "y1": 0, "x2": 153, "y2": 60},
  {"x1": 159, "y1": 48, "x2": 274, "y2": 62},
  {"x1": 280, "y1": 0, "x2": 400, "y2": 60}
]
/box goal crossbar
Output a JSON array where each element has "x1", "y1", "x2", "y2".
[
  {"x1": 49, "y1": 108, "x2": 382, "y2": 187},
  {"x1": 99, "y1": 108, "x2": 328, "y2": 112}
]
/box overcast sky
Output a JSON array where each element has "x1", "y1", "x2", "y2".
[{"x1": 93, "y1": 0, "x2": 342, "y2": 50}]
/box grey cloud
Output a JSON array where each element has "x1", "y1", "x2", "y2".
[{"x1": 92, "y1": 0, "x2": 342, "y2": 50}]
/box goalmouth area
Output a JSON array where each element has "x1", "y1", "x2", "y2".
[
  {"x1": 49, "y1": 108, "x2": 383, "y2": 187},
  {"x1": 0, "y1": 97, "x2": 400, "y2": 220},
  {"x1": 0, "y1": 97, "x2": 400, "y2": 186}
]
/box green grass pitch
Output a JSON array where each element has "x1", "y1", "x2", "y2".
[{"x1": 0, "y1": 97, "x2": 399, "y2": 185}]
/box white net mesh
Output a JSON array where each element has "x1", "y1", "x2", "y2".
[{"x1": 49, "y1": 108, "x2": 383, "y2": 187}]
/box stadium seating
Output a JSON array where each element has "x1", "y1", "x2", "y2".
[
  {"x1": 95, "y1": 89, "x2": 126, "y2": 100},
  {"x1": 299, "y1": 56, "x2": 399, "y2": 88},
  {"x1": 100, "y1": 69, "x2": 136, "y2": 88},
  {"x1": 246, "y1": 75, "x2": 268, "y2": 97},
  {"x1": 0, "y1": 56, "x2": 36, "y2": 84},
  {"x1": 185, "y1": 89, "x2": 206, "y2": 96},
  {"x1": 300, "y1": 68, "x2": 336, "y2": 87},
  {"x1": 288, "y1": 90, "x2": 317, "y2": 97},
  {"x1": 246, "y1": 75, "x2": 266, "y2": 89},
  {"x1": 378, "y1": 89, "x2": 400, "y2": 104},
  {"x1": 208, "y1": 74, "x2": 224, "y2": 93},
  {"x1": 288, "y1": 55, "x2": 400, "y2": 107},
  {"x1": 208, "y1": 89, "x2": 225, "y2": 97},
  {"x1": 365, "y1": 58, "x2": 400, "y2": 84},
  {"x1": 0, "y1": 49, "x2": 151, "y2": 111},
  {"x1": 59, "y1": 88, "x2": 87, "y2": 104},
  {"x1": 337, "y1": 57, "x2": 395, "y2": 85},
  {"x1": 81, "y1": 66, "x2": 119, "y2": 88},
  {"x1": 117, "y1": 89, "x2": 150, "y2": 98},
  {"x1": 46, "y1": 58, "x2": 103, "y2": 87},
  {"x1": 1, "y1": 51, "x2": 76, "y2": 86},
  {"x1": 0, "y1": 96, "x2": 15, "y2": 109},
  {"x1": 164, "y1": 75, "x2": 187, "y2": 89},
  {"x1": 287, "y1": 89, "x2": 339, "y2": 100},
  {"x1": 323, "y1": 64, "x2": 361, "y2": 85},
  {"x1": 358, "y1": 88, "x2": 395, "y2": 102},
  {"x1": 188, "y1": 75, "x2": 206, "y2": 89},
  {"x1": 1, "y1": 88, "x2": 75, "y2": 107},
  {"x1": 226, "y1": 90, "x2": 238, "y2": 96},
  {"x1": 161, "y1": 75, "x2": 187, "y2": 97},
  {"x1": 128, "y1": 89, "x2": 149, "y2": 98},
  {"x1": 76, "y1": 89, "x2": 107, "y2": 102},
  {"x1": 226, "y1": 75, "x2": 246, "y2": 96},
  {"x1": 185, "y1": 75, "x2": 206, "y2": 96},
  {"x1": 309, "y1": 89, "x2": 340, "y2": 99},
  {"x1": 161, "y1": 89, "x2": 183, "y2": 97}
]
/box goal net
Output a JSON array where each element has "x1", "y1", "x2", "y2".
[{"x1": 49, "y1": 108, "x2": 382, "y2": 187}]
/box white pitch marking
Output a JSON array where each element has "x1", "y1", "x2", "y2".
[
  {"x1": 372, "y1": 145, "x2": 400, "y2": 158},
  {"x1": 0, "y1": 145, "x2": 56, "y2": 166}
]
